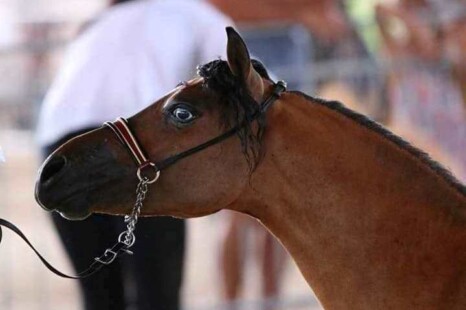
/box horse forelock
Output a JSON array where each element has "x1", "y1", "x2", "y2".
[{"x1": 197, "y1": 59, "x2": 271, "y2": 172}]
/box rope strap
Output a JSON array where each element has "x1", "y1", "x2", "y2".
[{"x1": 0, "y1": 218, "x2": 132, "y2": 279}]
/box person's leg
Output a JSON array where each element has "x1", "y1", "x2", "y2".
[
  {"x1": 51, "y1": 213, "x2": 126, "y2": 310},
  {"x1": 130, "y1": 216, "x2": 185, "y2": 310},
  {"x1": 43, "y1": 128, "x2": 126, "y2": 310},
  {"x1": 220, "y1": 212, "x2": 249, "y2": 304},
  {"x1": 257, "y1": 229, "x2": 288, "y2": 310}
]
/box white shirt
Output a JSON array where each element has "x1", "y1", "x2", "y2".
[{"x1": 37, "y1": 0, "x2": 233, "y2": 146}]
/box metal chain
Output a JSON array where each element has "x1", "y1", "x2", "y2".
[
  {"x1": 94, "y1": 176, "x2": 152, "y2": 265},
  {"x1": 118, "y1": 177, "x2": 150, "y2": 248}
]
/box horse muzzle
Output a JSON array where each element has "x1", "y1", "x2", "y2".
[
  {"x1": 35, "y1": 154, "x2": 92, "y2": 220},
  {"x1": 35, "y1": 155, "x2": 67, "y2": 210}
]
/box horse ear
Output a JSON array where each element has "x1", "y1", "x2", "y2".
[{"x1": 226, "y1": 27, "x2": 264, "y2": 101}]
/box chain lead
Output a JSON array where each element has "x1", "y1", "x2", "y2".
[
  {"x1": 119, "y1": 177, "x2": 149, "y2": 247},
  {"x1": 96, "y1": 174, "x2": 155, "y2": 265}
]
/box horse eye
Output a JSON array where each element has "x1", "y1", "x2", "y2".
[{"x1": 172, "y1": 107, "x2": 195, "y2": 123}]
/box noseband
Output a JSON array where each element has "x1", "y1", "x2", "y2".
[
  {"x1": 104, "y1": 80, "x2": 287, "y2": 182},
  {"x1": 104, "y1": 119, "x2": 161, "y2": 184}
]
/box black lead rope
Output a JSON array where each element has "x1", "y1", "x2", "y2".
[
  {"x1": 0, "y1": 218, "x2": 132, "y2": 279},
  {"x1": 0, "y1": 80, "x2": 286, "y2": 279}
]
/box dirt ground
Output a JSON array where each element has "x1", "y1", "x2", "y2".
[{"x1": 0, "y1": 130, "x2": 321, "y2": 310}]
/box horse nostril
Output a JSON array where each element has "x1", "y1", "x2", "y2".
[{"x1": 40, "y1": 155, "x2": 67, "y2": 184}]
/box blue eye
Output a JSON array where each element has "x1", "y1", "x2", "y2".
[{"x1": 172, "y1": 107, "x2": 195, "y2": 123}]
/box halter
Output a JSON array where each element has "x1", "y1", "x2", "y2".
[
  {"x1": 0, "y1": 80, "x2": 286, "y2": 279},
  {"x1": 104, "y1": 80, "x2": 287, "y2": 182},
  {"x1": 104, "y1": 118, "x2": 160, "y2": 184}
]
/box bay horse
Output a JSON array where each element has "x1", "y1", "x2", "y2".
[{"x1": 35, "y1": 27, "x2": 466, "y2": 309}]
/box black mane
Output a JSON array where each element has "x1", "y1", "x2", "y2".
[
  {"x1": 197, "y1": 59, "x2": 271, "y2": 172},
  {"x1": 196, "y1": 60, "x2": 466, "y2": 198}
]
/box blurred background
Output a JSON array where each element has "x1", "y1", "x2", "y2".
[{"x1": 0, "y1": 0, "x2": 465, "y2": 309}]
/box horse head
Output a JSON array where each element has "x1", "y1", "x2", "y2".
[{"x1": 35, "y1": 27, "x2": 277, "y2": 220}]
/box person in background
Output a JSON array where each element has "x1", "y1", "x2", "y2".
[
  {"x1": 376, "y1": 0, "x2": 466, "y2": 182},
  {"x1": 210, "y1": 0, "x2": 348, "y2": 43},
  {"x1": 437, "y1": 0, "x2": 466, "y2": 108},
  {"x1": 36, "y1": 0, "x2": 232, "y2": 309}
]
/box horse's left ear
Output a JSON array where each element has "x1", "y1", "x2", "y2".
[{"x1": 226, "y1": 27, "x2": 264, "y2": 101}]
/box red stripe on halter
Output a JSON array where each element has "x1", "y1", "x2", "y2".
[{"x1": 104, "y1": 118, "x2": 149, "y2": 166}]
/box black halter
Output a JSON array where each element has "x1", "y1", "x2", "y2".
[
  {"x1": 0, "y1": 80, "x2": 286, "y2": 279},
  {"x1": 104, "y1": 80, "x2": 287, "y2": 182}
]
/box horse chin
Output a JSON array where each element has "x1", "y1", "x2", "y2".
[
  {"x1": 58, "y1": 209, "x2": 92, "y2": 221},
  {"x1": 42, "y1": 199, "x2": 92, "y2": 221},
  {"x1": 35, "y1": 182, "x2": 93, "y2": 221}
]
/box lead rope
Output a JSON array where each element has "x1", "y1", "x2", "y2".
[{"x1": 0, "y1": 175, "x2": 155, "y2": 279}]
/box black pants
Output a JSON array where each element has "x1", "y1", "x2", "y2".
[{"x1": 43, "y1": 129, "x2": 185, "y2": 310}]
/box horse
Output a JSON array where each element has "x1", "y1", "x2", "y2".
[{"x1": 35, "y1": 27, "x2": 466, "y2": 309}]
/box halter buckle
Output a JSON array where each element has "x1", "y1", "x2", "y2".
[
  {"x1": 94, "y1": 249, "x2": 118, "y2": 265},
  {"x1": 118, "y1": 231, "x2": 136, "y2": 247},
  {"x1": 137, "y1": 161, "x2": 160, "y2": 184}
]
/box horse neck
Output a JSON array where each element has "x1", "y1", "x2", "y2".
[{"x1": 233, "y1": 92, "x2": 466, "y2": 309}]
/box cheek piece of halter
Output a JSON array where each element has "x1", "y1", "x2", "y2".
[
  {"x1": 0, "y1": 80, "x2": 286, "y2": 280},
  {"x1": 104, "y1": 80, "x2": 287, "y2": 181}
]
